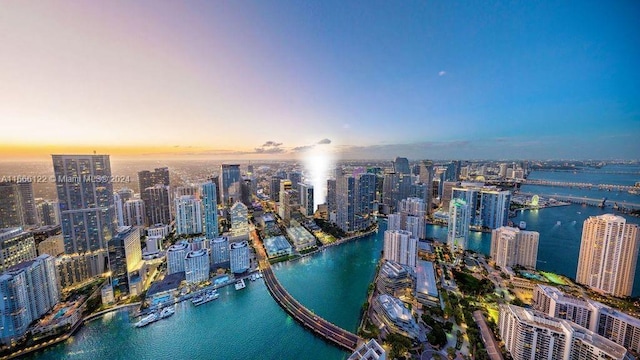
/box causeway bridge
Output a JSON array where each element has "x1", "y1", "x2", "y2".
[
  {"x1": 518, "y1": 192, "x2": 640, "y2": 210},
  {"x1": 524, "y1": 179, "x2": 639, "y2": 192},
  {"x1": 252, "y1": 229, "x2": 363, "y2": 352}
]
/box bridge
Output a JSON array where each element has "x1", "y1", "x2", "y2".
[
  {"x1": 517, "y1": 192, "x2": 640, "y2": 210},
  {"x1": 524, "y1": 179, "x2": 639, "y2": 192},
  {"x1": 252, "y1": 229, "x2": 363, "y2": 352}
]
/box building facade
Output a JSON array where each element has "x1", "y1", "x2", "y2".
[
  {"x1": 490, "y1": 226, "x2": 539, "y2": 269},
  {"x1": 383, "y1": 230, "x2": 417, "y2": 267}
]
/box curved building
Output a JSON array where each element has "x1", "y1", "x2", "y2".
[
  {"x1": 185, "y1": 249, "x2": 210, "y2": 284},
  {"x1": 229, "y1": 241, "x2": 249, "y2": 274},
  {"x1": 166, "y1": 242, "x2": 189, "y2": 275}
]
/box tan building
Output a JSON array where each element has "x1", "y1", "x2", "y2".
[
  {"x1": 490, "y1": 226, "x2": 539, "y2": 269},
  {"x1": 38, "y1": 235, "x2": 64, "y2": 257},
  {"x1": 576, "y1": 214, "x2": 639, "y2": 297}
]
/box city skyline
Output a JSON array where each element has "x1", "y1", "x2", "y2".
[{"x1": 2, "y1": 1, "x2": 639, "y2": 160}]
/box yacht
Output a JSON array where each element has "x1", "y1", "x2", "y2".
[
  {"x1": 235, "y1": 279, "x2": 246, "y2": 290},
  {"x1": 135, "y1": 313, "x2": 159, "y2": 328},
  {"x1": 159, "y1": 306, "x2": 175, "y2": 319},
  {"x1": 518, "y1": 221, "x2": 527, "y2": 230},
  {"x1": 195, "y1": 290, "x2": 220, "y2": 306},
  {"x1": 191, "y1": 294, "x2": 205, "y2": 306}
]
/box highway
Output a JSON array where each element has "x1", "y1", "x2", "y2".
[{"x1": 524, "y1": 179, "x2": 638, "y2": 192}]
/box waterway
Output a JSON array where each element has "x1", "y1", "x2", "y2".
[{"x1": 26, "y1": 223, "x2": 386, "y2": 360}]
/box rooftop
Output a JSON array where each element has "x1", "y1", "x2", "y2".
[{"x1": 415, "y1": 260, "x2": 438, "y2": 297}]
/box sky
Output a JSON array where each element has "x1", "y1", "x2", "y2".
[{"x1": 1, "y1": 1, "x2": 639, "y2": 160}]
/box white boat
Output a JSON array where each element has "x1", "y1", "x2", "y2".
[
  {"x1": 191, "y1": 294, "x2": 205, "y2": 305},
  {"x1": 135, "y1": 313, "x2": 159, "y2": 328},
  {"x1": 250, "y1": 274, "x2": 256, "y2": 281},
  {"x1": 235, "y1": 279, "x2": 246, "y2": 290},
  {"x1": 518, "y1": 221, "x2": 527, "y2": 230},
  {"x1": 258, "y1": 272, "x2": 263, "y2": 279},
  {"x1": 159, "y1": 307, "x2": 175, "y2": 319}
]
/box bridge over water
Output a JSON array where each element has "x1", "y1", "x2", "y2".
[
  {"x1": 518, "y1": 192, "x2": 640, "y2": 210},
  {"x1": 252, "y1": 229, "x2": 363, "y2": 352},
  {"x1": 524, "y1": 179, "x2": 639, "y2": 192}
]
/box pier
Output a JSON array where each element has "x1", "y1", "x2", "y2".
[
  {"x1": 524, "y1": 179, "x2": 639, "y2": 192},
  {"x1": 253, "y1": 230, "x2": 363, "y2": 352}
]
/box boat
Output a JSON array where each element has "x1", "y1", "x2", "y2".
[
  {"x1": 518, "y1": 221, "x2": 527, "y2": 230},
  {"x1": 191, "y1": 294, "x2": 205, "y2": 305},
  {"x1": 556, "y1": 221, "x2": 561, "y2": 226},
  {"x1": 235, "y1": 279, "x2": 246, "y2": 290},
  {"x1": 195, "y1": 290, "x2": 219, "y2": 306},
  {"x1": 159, "y1": 307, "x2": 175, "y2": 319},
  {"x1": 250, "y1": 274, "x2": 256, "y2": 281},
  {"x1": 258, "y1": 272, "x2": 263, "y2": 279},
  {"x1": 135, "y1": 313, "x2": 159, "y2": 328}
]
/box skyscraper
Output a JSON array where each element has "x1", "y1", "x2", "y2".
[
  {"x1": 0, "y1": 181, "x2": 38, "y2": 228},
  {"x1": 418, "y1": 160, "x2": 434, "y2": 215},
  {"x1": 393, "y1": 157, "x2": 410, "y2": 175},
  {"x1": 167, "y1": 242, "x2": 189, "y2": 275},
  {"x1": 383, "y1": 230, "x2": 417, "y2": 267},
  {"x1": 0, "y1": 227, "x2": 37, "y2": 272},
  {"x1": 287, "y1": 171, "x2": 302, "y2": 189},
  {"x1": 299, "y1": 183, "x2": 314, "y2": 216},
  {"x1": 357, "y1": 173, "x2": 377, "y2": 215},
  {"x1": 201, "y1": 181, "x2": 219, "y2": 239},
  {"x1": 123, "y1": 199, "x2": 146, "y2": 227},
  {"x1": 230, "y1": 241, "x2": 249, "y2": 274},
  {"x1": 185, "y1": 249, "x2": 210, "y2": 284},
  {"x1": 142, "y1": 185, "x2": 171, "y2": 226},
  {"x1": 327, "y1": 179, "x2": 337, "y2": 213},
  {"x1": 113, "y1": 192, "x2": 125, "y2": 227},
  {"x1": 137, "y1": 167, "x2": 169, "y2": 194},
  {"x1": 220, "y1": 164, "x2": 241, "y2": 206},
  {"x1": 107, "y1": 226, "x2": 142, "y2": 296},
  {"x1": 336, "y1": 175, "x2": 356, "y2": 233},
  {"x1": 175, "y1": 195, "x2": 203, "y2": 236},
  {"x1": 210, "y1": 236, "x2": 229, "y2": 265},
  {"x1": 576, "y1": 214, "x2": 639, "y2": 297},
  {"x1": 447, "y1": 198, "x2": 469, "y2": 252},
  {"x1": 230, "y1": 202, "x2": 249, "y2": 238},
  {"x1": 451, "y1": 186, "x2": 510, "y2": 229},
  {"x1": 490, "y1": 226, "x2": 539, "y2": 269},
  {"x1": 52, "y1": 155, "x2": 116, "y2": 253}
]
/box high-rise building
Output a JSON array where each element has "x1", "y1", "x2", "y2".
[
  {"x1": 299, "y1": 183, "x2": 314, "y2": 216},
  {"x1": 0, "y1": 181, "x2": 25, "y2": 228},
  {"x1": 447, "y1": 198, "x2": 470, "y2": 252},
  {"x1": 336, "y1": 175, "x2": 356, "y2": 233},
  {"x1": 490, "y1": 226, "x2": 539, "y2": 269},
  {"x1": 167, "y1": 242, "x2": 189, "y2": 275},
  {"x1": 270, "y1": 176, "x2": 283, "y2": 202},
  {"x1": 142, "y1": 185, "x2": 171, "y2": 226},
  {"x1": 576, "y1": 214, "x2": 639, "y2": 297},
  {"x1": 0, "y1": 254, "x2": 59, "y2": 344},
  {"x1": 287, "y1": 171, "x2": 302, "y2": 189},
  {"x1": 230, "y1": 202, "x2": 249, "y2": 239},
  {"x1": 137, "y1": 167, "x2": 169, "y2": 194},
  {"x1": 123, "y1": 199, "x2": 146, "y2": 227},
  {"x1": 36, "y1": 200, "x2": 59, "y2": 226},
  {"x1": 372, "y1": 294, "x2": 421, "y2": 340},
  {"x1": 113, "y1": 192, "x2": 125, "y2": 227},
  {"x1": 175, "y1": 195, "x2": 203, "y2": 236},
  {"x1": 418, "y1": 160, "x2": 434, "y2": 215},
  {"x1": 398, "y1": 197, "x2": 426, "y2": 240},
  {"x1": 452, "y1": 186, "x2": 510, "y2": 229},
  {"x1": 52, "y1": 155, "x2": 116, "y2": 254},
  {"x1": 201, "y1": 181, "x2": 219, "y2": 239},
  {"x1": 17, "y1": 181, "x2": 38, "y2": 226},
  {"x1": 210, "y1": 236, "x2": 229, "y2": 265},
  {"x1": 383, "y1": 230, "x2": 417, "y2": 267},
  {"x1": 37, "y1": 234, "x2": 64, "y2": 257},
  {"x1": 357, "y1": 173, "x2": 377, "y2": 215},
  {"x1": 0, "y1": 227, "x2": 37, "y2": 273},
  {"x1": 229, "y1": 241, "x2": 249, "y2": 274},
  {"x1": 499, "y1": 305, "x2": 630, "y2": 360},
  {"x1": 393, "y1": 157, "x2": 410, "y2": 175},
  {"x1": 175, "y1": 185, "x2": 199, "y2": 198},
  {"x1": 240, "y1": 177, "x2": 253, "y2": 206},
  {"x1": 108, "y1": 226, "x2": 142, "y2": 296},
  {"x1": 220, "y1": 164, "x2": 241, "y2": 206},
  {"x1": 327, "y1": 179, "x2": 337, "y2": 213},
  {"x1": 184, "y1": 249, "x2": 210, "y2": 284}
]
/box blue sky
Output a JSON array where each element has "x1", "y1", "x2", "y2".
[{"x1": 1, "y1": 1, "x2": 638, "y2": 159}]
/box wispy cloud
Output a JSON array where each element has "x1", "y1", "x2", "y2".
[
  {"x1": 317, "y1": 138, "x2": 331, "y2": 145},
  {"x1": 438, "y1": 70, "x2": 446, "y2": 76}
]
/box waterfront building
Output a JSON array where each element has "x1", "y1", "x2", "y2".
[
  {"x1": 210, "y1": 236, "x2": 230, "y2": 265},
  {"x1": 108, "y1": 226, "x2": 142, "y2": 296},
  {"x1": 348, "y1": 339, "x2": 386, "y2": 360},
  {"x1": 451, "y1": 186, "x2": 510, "y2": 229},
  {"x1": 201, "y1": 181, "x2": 219, "y2": 239},
  {"x1": 264, "y1": 236, "x2": 293, "y2": 258},
  {"x1": 52, "y1": 154, "x2": 116, "y2": 253},
  {"x1": 387, "y1": 213, "x2": 401, "y2": 232},
  {"x1": 123, "y1": 199, "x2": 146, "y2": 227},
  {"x1": 37, "y1": 234, "x2": 64, "y2": 257},
  {"x1": 499, "y1": 305, "x2": 630, "y2": 360},
  {"x1": 447, "y1": 198, "x2": 470, "y2": 252},
  {"x1": 593, "y1": 302, "x2": 640, "y2": 354},
  {"x1": 357, "y1": 173, "x2": 377, "y2": 215},
  {"x1": 286, "y1": 221, "x2": 316, "y2": 252},
  {"x1": 532, "y1": 285, "x2": 596, "y2": 330},
  {"x1": 299, "y1": 183, "x2": 314, "y2": 216},
  {"x1": 383, "y1": 230, "x2": 417, "y2": 267},
  {"x1": 142, "y1": 185, "x2": 171, "y2": 226},
  {"x1": 55, "y1": 250, "x2": 108, "y2": 289},
  {"x1": 175, "y1": 195, "x2": 203, "y2": 236},
  {"x1": 441, "y1": 181, "x2": 459, "y2": 210},
  {"x1": 327, "y1": 179, "x2": 337, "y2": 213},
  {"x1": 371, "y1": 294, "x2": 421, "y2": 340},
  {"x1": 229, "y1": 241, "x2": 250, "y2": 274},
  {"x1": 230, "y1": 201, "x2": 249, "y2": 239},
  {"x1": 185, "y1": 249, "x2": 210, "y2": 284},
  {"x1": 167, "y1": 242, "x2": 189, "y2": 275},
  {"x1": 0, "y1": 227, "x2": 37, "y2": 273},
  {"x1": 415, "y1": 260, "x2": 439, "y2": 306},
  {"x1": 0, "y1": 255, "x2": 60, "y2": 345},
  {"x1": 376, "y1": 260, "x2": 413, "y2": 298},
  {"x1": 336, "y1": 175, "x2": 357, "y2": 233},
  {"x1": 397, "y1": 197, "x2": 426, "y2": 240},
  {"x1": 220, "y1": 164, "x2": 241, "y2": 206},
  {"x1": 418, "y1": 160, "x2": 434, "y2": 215},
  {"x1": 490, "y1": 226, "x2": 539, "y2": 269},
  {"x1": 576, "y1": 214, "x2": 639, "y2": 297},
  {"x1": 137, "y1": 167, "x2": 169, "y2": 194}
]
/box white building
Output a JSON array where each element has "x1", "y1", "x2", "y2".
[
  {"x1": 383, "y1": 230, "x2": 417, "y2": 267},
  {"x1": 490, "y1": 226, "x2": 539, "y2": 269},
  {"x1": 124, "y1": 199, "x2": 146, "y2": 227},
  {"x1": 229, "y1": 241, "x2": 249, "y2": 274},
  {"x1": 230, "y1": 202, "x2": 249, "y2": 239},
  {"x1": 146, "y1": 224, "x2": 171, "y2": 238},
  {"x1": 166, "y1": 242, "x2": 189, "y2": 275},
  {"x1": 0, "y1": 227, "x2": 37, "y2": 273},
  {"x1": 372, "y1": 294, "x2": 421, "y2": 340},
  {"x1": 210, "y1": 237, "x2": 230, "y2": 265},
  {"x1": 185, "y1": 249, "x2": 210, "y2": 284},
  {"x1": 348, "y1": 339, "x2": 386, "y2": 360},
  {"x1": 447, "y1": 198, "x2": 469, "y2": 252},
  {"x1": 175, "y1": 195, "x2": 203, "y2": 236},
  {"x1": 576, "y1": 214, "x2": 639, "y2": 297}
]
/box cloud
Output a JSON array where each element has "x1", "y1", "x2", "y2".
[
  {"x1": 262, "y1": 141, "x2": 282, "y2": 147},
  {"x1": 292, "y1": 145, "x2": 314, "y2": 152},
  {"x1": 254, "y1": 146, "x2": 285, "y2": 154},
  {"x1": 317, "y1": 138, "x2": 331, "y2": 145},
  {"x1": 438, "y1": 70, "x2": 446, "y2": 76}
]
